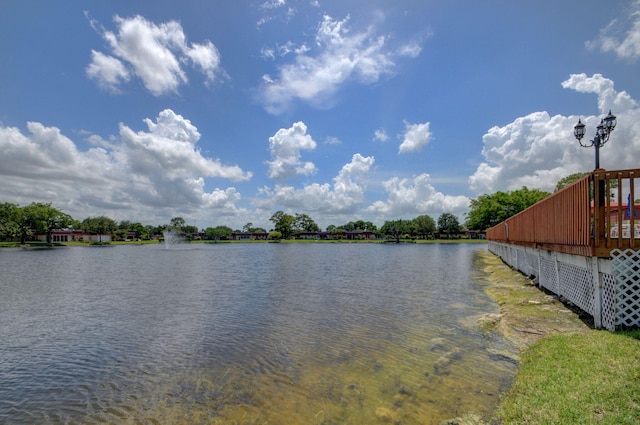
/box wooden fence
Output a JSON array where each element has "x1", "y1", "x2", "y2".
[{"x1": 486, "y1": 168, "x2": 640, "y2": 258}]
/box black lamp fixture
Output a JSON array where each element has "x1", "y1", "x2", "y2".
[{"x1": 573, "y1": 110, "x2": 617, "y2": 170}]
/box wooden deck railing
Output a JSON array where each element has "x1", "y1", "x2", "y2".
[{"x1": 486, "y1": 168, "x2": 640, "y2": 257}]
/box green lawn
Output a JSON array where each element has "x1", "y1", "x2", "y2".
[{"x1": 497, "y1": 330, "x2": 640, "y2": 424}]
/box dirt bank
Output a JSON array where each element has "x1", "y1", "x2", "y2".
[{"x1": 475, "y1": 249, "x2": 592, "y2": 350}]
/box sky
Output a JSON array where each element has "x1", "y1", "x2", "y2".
[{"x1": 1, "y1": 0, "x2": 640, "y2": 231}]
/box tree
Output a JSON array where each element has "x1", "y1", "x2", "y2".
[
  {"x1": 182, "y1": 225, "x2": 199, "y2": 235},
  {"x1": 40, "y1": 205, "x2": 72, "y2": 244},
  {"x1": 363, "y1": 221, "x2": 377, "y2": 232},
  {"x1": 68, "y1": 219, "x2": 82, "y2": 230},
  {"x1": 554, "y1": 172, "x2": 617, "y2": 199},
  {"x1": 381, "y1": 219, "x2": 413, "y2": 243},
  {"x1": 147, "y1": 225, "x2": 165, "y2": 239},
  {"x1": 115, "y1": 222, "x2": 151, "y2": 240},
  {"x1": 14, "y1": 206, "x2": 33, "y2": 244},
  {"x1": 509, "y1": 187, "x2": 550, "y2": 211},
  {"x1": 170, "y1": 217, "x2": 186, "y2": 229},
  {"x1": 466, "y1": 191, "x2": 509, "y2": 231},
  {"x1": 240, "y1": 222, "x2": 266, "y2": 234},
  {"x1": 127, "y1": 222, "x2": 150, "y2": 240},
  {"x1": 341, "y1": 222, "x2": 356, "y2": 231},
  {"x1": 554, "y1": 172, "x2": 588, "y2": 192},
  {"x1": 293, "y1": 213, "x2": 319, "y2": 232},
  {"x1": 0, "y1": 202, "x2": 20, "y2": 241},
  {"x1": 17, "y1": 202, "x2": 72, "y2": 244},
  {"x1": 81, "y1": 216, "x2": 117, "y2": 242},
  {"x1": 268, "y1": 230, "x2": 282, "y2": 240},
  {"x1": 335, "y1": 220, "x2": 377, "y2": 232},
  {"x1": 412, "y1": 215, "x2": 436, "y2": 238},
  {"x1": 466, "y1": 187, "x2": 550, "y2": 231},
  {"x1": 269, "y1": 211, "x2": 295, "y2": 239},
  {"x1": 204, "y1": 225, "x2": 232, "y2": 240},
  {"x1": 437, "y1": 213, "x2": 461, "y2": 238},
  {"x1": 352, "y1": 220, "x2": 365, "y2": 230}
]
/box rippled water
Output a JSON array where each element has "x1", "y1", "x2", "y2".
[{"x1": 0, "y1": 243, "x2": 516, "y2": 424}]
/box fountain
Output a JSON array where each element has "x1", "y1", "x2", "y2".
[{"x1": 162, "y1": 228, "x2": 186, "y2": 248}]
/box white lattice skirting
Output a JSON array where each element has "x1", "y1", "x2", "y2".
[{"x1": 488, "y1": 242, "x2": 640, "y2": 331}]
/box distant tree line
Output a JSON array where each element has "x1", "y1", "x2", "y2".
[
  {"x1": 265, "y1": 211, "x2": 466, "y2": 241},
  {"x1": 0, "y1": 202, "x2": 471, "y2": 244},
  {"x1": 6, "y1": 178, "x2": 578, "y2": 244}
]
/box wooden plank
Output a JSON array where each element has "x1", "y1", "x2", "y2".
[
  {"x1": 630, "y1": 172, "x2": 635, "y2": 246},
  {"x1": 617, "y1": 172, "x2": 623, "y2": 246}
]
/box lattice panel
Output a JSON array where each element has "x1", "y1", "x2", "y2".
[
  {"x1": 601, "y1": 273, "x2": 618, "y2": 331},
  {"x1": 558, "y1": 262, "x2": 594, "y2": 315},
  {"x1": 611, "y1": 249, "x2": 640, "y2": 328},
  {"x1": 489, "y1": 243, "x2": 640, "y2": 331},
  {"x1": 488, "y1": 242, "x2": 506, "y2": 260},
  {"x1": 525, "y1": 251, "x2": 539, "y2": 277},
  {"x1": 511, "y1": 246, "x2": 521, "y2": 271},
  {"x1": 508, "y1": 246, "x2": 516, "y2": 268},
  {"x1": 539, "y1": 255, "x2": 558, "y2": 293}
]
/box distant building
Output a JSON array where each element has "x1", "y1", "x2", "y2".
[
  {"x1": 230, "y1": 232, "x2": 269, "y2": 240},
  {"x1": 36, "y1": 230, "x2": 112, "y2": 243}
]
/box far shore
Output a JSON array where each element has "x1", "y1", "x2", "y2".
[{"x1": 1, "y1": 238, "x2": 487, "y2": 248}]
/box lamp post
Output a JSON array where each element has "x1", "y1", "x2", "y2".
[
  {"x1": 574, "y1": 111, "x2": 617, "y2": 246},
  {"x1": 573, "y1": 110, "x2": 617, "y2": 170}
]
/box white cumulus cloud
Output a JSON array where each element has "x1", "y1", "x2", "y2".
[
  {"x1": 120, "y1": 109, "x2": 252, "y2": 184},
  {"x1": 469, "y1": 73, "x2": 640, "y2": 194},
  {"x1": 266, "y1": 121, "x2": 317, "y2": 180},
  {"x1": 86, "y1": 13, "x2": 225, "y2": 95},
  {"x1": 0, "y1": 110, "x2": 251, "y2": 222},
  {"x1": 257, "y1": 153, "x2": 374, "y2": 216},
  {"x1": 86, "y1": 50, "x2": 130, "y2": 93},
  {"x1": 366, "y1": 173, "x2": 469, "y2": 219},
  {"x1": 399, "y1": 120, "x2": 431, "y2": 153}
]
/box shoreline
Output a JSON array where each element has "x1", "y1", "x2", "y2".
[
  {"x1": 471, "y1": 249, "x2": 640, "y2": 425},
  {"x1": 437, "y1": 250, "x2": 594, "y2": 425},
  {"x1": 475, "y1": 249, "x2": 592, "y2": 350},
  {"x1": 478, "y1": 249, "x2": 640, "y2": 425}
]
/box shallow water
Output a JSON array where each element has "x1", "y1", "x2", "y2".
[{"x1": 0, "y1": 243, "x2": 516, "y2": 424}]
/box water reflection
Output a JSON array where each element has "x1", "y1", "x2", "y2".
[{"x1": 0, "y1": 243, "x2": 516, "y2": 424}]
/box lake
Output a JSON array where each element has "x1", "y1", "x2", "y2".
[{"x1": 0, "y1": 242, "x2": 517, "y2": 424}]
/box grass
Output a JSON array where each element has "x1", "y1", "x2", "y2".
[
  {"x1": 478, "y1": 250, "x2": 640, "y2": 424},
  {"x1": 496, "y1": 330, "x2": 640, "y2": 424},
  {"x1": 0, "y1": 242, "x2": 21, "y2": 247},
  {"x1": 0, "y1": 241, "x2": 65, "y2": 248}
]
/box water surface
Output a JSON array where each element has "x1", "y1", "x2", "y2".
[{"x1": 0, "y1": 243, "x2": 516, "y2": 424}]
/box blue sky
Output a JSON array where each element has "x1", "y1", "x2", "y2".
[{"x1": 1, "y1": 0, "x2": 640, "y2": 231}]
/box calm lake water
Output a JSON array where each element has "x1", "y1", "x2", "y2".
[{"x1": 0, "y1": 243, "x2": 517, "y2": 424}]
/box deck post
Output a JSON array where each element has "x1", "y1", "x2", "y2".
[
  {"x1": 590, "y1": 256, "x2": 603, "y2": 329},
  {"x1": 536, "y1": 249, "x2": 542, "y2": 287},
  {"x1": 553, "y1": 251, "x2": 561, "y2": 296}
]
